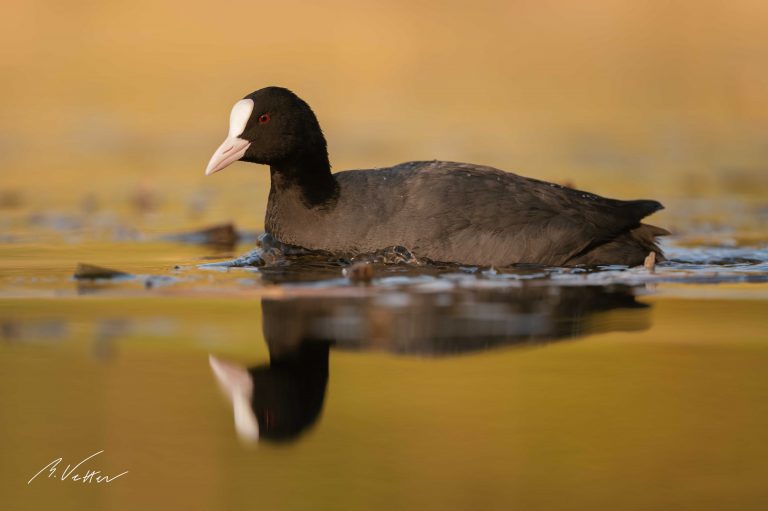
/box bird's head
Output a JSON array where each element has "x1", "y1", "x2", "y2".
[{"x1": 205, "y1": 86, "x2": 327, "y2": 176}]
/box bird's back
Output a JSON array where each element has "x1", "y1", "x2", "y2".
[{"x1": 267, "y1": 160, "x2": 666, "y2": 266}]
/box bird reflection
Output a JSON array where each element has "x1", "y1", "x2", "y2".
[
  {"x1": 210, "y1": 341, "x2": 329, "y2": 443},
  {"x1": 210, "y1": 284, "x2": 651, "y2": 443}
]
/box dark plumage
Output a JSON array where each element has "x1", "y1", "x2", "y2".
[{"x1": 206, "y1": 86, "x2": 668, "y2": 267}]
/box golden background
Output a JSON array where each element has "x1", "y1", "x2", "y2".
[{"x1": 3, "y1": 0, "x2": 768, "y2": 233}]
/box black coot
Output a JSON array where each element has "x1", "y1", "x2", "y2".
[{"x1": 205, "y1": 87, "x2": 668, "y2": 266}]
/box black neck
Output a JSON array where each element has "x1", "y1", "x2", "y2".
[{"x1": 269, "y1": 149, "x2": 338, "y2": 208}]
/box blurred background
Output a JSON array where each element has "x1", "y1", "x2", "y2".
[{"x1": 2, "y1": 0, "x2": 768, "y2": 239}]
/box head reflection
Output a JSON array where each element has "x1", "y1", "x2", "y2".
[
  {"x1": 210, "y1": 341, "x2": 329, "y2": 443},
  {"x1": 210, "y1": 284, "x2": 651, "y2": 443}
]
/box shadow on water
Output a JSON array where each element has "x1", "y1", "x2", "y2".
[{"x1": 210, "y1": 284, "x2": 651, "y2": 443}]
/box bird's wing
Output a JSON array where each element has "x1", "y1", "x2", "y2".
[{"x1": 401, "y1": 162, "x2": 663, "y2": 266}]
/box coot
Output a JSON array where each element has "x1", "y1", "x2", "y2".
[{"x1": 205, "y1": 87, "x2": 667, "y2": 266}]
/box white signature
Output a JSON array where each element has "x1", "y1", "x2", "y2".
[{"x1": 27, "y1": 450, "x2": 128, "y2": 485}]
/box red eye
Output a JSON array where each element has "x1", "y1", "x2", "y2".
[{"x1": 258, "y1": 113, "x2": 270, "y2": 124}]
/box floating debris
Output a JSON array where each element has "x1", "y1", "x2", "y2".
[
  {"x1": 344, "y1": 262, "x2": 375, "y2": 284},
  {"x1": 144, "y1": 275, "x2": 178, "y2": 289},
  {"x1": 351, "y1": 245, "x2": 422, "y2": 265},
  {"x1": 74, "y1": 263, "x2": 133, "y2": 280},
  {"x1": 200, "y1": 247, "x2": 270, "y2": 268},
  {"x1": 163, "y1": 223, "x2": 240, "y2": 247}
]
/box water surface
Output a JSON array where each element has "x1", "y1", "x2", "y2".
[{"x1": 1, "y1": 198, "x2": 767, "y2": 511}]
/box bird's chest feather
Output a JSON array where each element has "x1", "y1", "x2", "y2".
[
  {"x1": 265, "y1": 185, "x2": 411, "y2": 253},
  {"x1": 265, "y1": 188, "x2": 352, "y2": 250}
]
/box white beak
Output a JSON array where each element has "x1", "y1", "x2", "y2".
[{"x1": 205, "y1": 137, "x2": 251, "y2": 176}]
